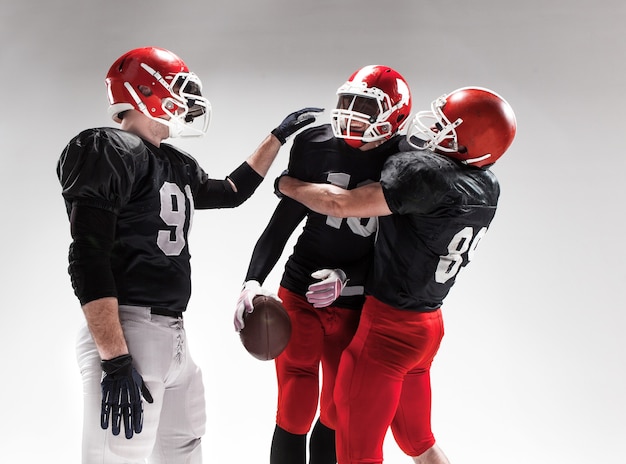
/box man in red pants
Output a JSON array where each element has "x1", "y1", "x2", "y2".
[
  {"x1": 234, "y1": 65, "x2": 412, "y2": 464},
  {"x1": 276, "y1": 87, "x2": 517, "y2": 464}
]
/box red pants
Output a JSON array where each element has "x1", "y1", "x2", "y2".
[
  {"x1": 334, "y1": 296, "x2": 444, "y2": 464},
  {"x1": 275, "y1": 286, "x2": 361, "y2": 434}
]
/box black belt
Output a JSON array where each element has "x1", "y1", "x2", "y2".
[{"x1": 150, "y1": 307, "x2": 184, "y2": 319}]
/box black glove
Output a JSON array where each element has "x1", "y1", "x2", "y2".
[
  {"x1": 100, "y1": 354, "x2": 154, "y2": 439},
  {"x1": 271, "y1": 107, "x2": 324, "y2": 145}
]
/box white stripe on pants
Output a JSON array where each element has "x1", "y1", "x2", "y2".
[{"x1": 76, "y1": 305, "x2": 206, "y2": 464}]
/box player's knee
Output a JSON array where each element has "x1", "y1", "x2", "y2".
[
  {"x1": 276, "y1": 417, "x2": 314, "y2": 436},
  {"x1": 397, "y1": 438, "x2": 435, "y2": 456},
  {"x1": 277, "y1": 405, "x2": 317, "y2": 435},
  {"x1": 393, "y1": 431, "x2": 435, "y2": 457}
]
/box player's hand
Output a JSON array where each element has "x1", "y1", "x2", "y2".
[
  {"x1": 306, "y1": 269, "x2": 348, "y2": 308},
  {"x1": 271, "y1": 107, "x2": 324, "y2": 145},
  {"x1": 100, "y1": 354, "x2": 153, "y2": 439},
  {"x1": 234, "y1": 280, "x2": 282, "y2": 332}
]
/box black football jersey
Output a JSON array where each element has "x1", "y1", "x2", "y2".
[
  {"x1": 245, "y1": 125, "x2": 401, "y2": 310},
  {"x1": 58, "y1": 127, "x2": 244, "y2": 310},
  {"x1": 368, "y1": 148, "x2": 500, "y2": 311}
]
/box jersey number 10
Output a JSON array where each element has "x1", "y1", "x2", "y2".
[{"x1": 325, "y1": 172, "x2": 377, "y2": 237}]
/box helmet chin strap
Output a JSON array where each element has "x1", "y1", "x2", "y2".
[
  {"x1": 161, "y1": 117, "x2": 184, "y2": 138},
  {"x1": 167, "y1": 124, "x2": 182, "y2": 139}
]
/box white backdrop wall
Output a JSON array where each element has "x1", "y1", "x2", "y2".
[{"x1": 1, "y1": 1, "x2": 624, "y2": 463}]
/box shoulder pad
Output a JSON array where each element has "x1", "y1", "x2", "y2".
[
  {"x1": 58, "y1": 128, "x2": 149, "y2": 211},
  {"x1": 293, "y1": 124, "x2": 334, "y2": 144}
]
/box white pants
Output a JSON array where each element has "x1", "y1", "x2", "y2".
[{"x1": 76, "y1": 306, "x2": 206, "y2": 464}]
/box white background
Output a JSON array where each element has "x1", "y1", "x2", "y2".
[{"x1": 1, "y1": 1, "x2": 624, "y2": 462}]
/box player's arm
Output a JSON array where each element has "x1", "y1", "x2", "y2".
[
  {"x1": 60, "y1": 134, "x2": 152, "y2": 438},
  {"x1": 242, "y1": 134, "x2": 283, "y2": 178},
  {"x1": 277, "y1": 176, "x2": 393, "y2": 218},
  {"x1": 69, "y1": 203, "x2": 153, "y2": 438},
  {"x1": 234, "y1": 198, "x2": 306, "y2": 332},
  {"x1": 195, "y1": 108, "x2": 323, "y2": 209},
  {"x1": 246, "y1": 198, "x2": 307, "y2": 283},
  {"x1": 82, "y1": 297, "x2": 129, "y2": 359},
  {"x1": 68, "y1": 204, "x2": 128, "y2": 359}
]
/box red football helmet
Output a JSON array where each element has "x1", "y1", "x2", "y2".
[
  {"x1": 407, "y1": 87, "x2": 516, "y2": 167},
  {"x1": 331, "y1": 65, "x2": 412, "y2": 148},
  {"x1": 105, "y1": 47, "x2": 211, "y2": 138}
]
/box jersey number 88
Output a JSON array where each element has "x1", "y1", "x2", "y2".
[{"x1": 435, "y1": 226, "x2": 487, "y2": 284}]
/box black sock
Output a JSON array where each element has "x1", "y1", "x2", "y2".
[
  {"x1": 309, "y1": 418, "x2": 336, "y2": 464},
  {"x1": 270, "y1": 424, "x2": 306, "y2": 464}
]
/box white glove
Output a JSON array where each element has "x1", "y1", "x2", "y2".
[
  {"x1": 306, "y1": 269, "x2": 348, "y2": 308},
  {"x1": 234, "y1": 280, "x2": 282, "y2": 332}
]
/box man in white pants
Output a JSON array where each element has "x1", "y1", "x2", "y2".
[
  {"x1": 76, "y1": 306, "x2": 207, "y2": 462},
  {"x1": 58, "y1": 46, "x2": 321, "y2": 463}
]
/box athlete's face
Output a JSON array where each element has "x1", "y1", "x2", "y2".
[
  {"x1": 337, "y1": 95, "x2": 380, "y2": 115},
  {"x1": 336, "y1": 95, "x2": 380, "y2": 135},
  {"x1": 172, "y1": 77, "x2": 206, "y2": 121}
]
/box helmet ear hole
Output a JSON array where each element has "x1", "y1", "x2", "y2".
[{"x1": 138, "y1": 85, "x2": 152, "y2": 97}]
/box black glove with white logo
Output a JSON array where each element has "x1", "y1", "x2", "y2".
[
  {"x1": 271, "y1": 107, "x2": 324, "y2": 144},
  {"x1": 100, "y1": 354, "x2": 154, "y2": 439}
]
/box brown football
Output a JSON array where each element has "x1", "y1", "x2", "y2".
[{"x1": 239, "y1": 295, "x2": 292, "y2": 360}]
